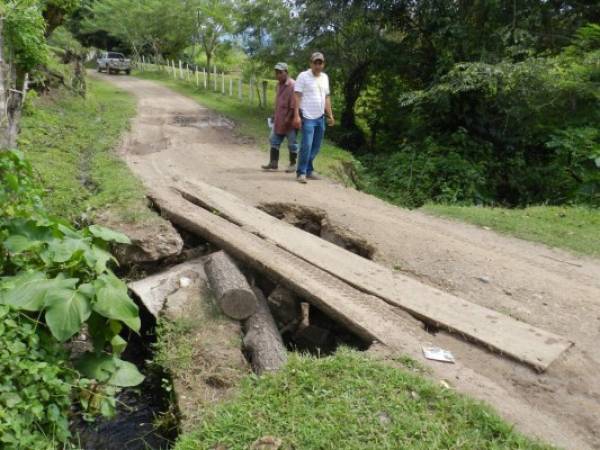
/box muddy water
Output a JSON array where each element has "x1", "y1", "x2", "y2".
[{"x1": 72, "y1": 309, "x2": 178, "y2": 450}]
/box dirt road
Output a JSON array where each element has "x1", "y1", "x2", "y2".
[{"x1": 99, "y1": 73, "x2": 600, "y2": 449}]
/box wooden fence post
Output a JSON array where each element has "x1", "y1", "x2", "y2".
[
  {"x1": 203, "y1": 68, "x2": 207, "y2": 88},
  {"x1": 229, "y1": 77, "x2": 233, "y2": 96},
  {"x1": 213, "y1": 66, "x2": 217, "y2": 91},
  {"x1": 179, "y1": 60, "x2": 183, "y2": 79},
  {"x1": 238, "y1": 78, "x2": 243, "y2": 100},
  {"x1": 141, "y1": 55, "x2": 145, "y2": 72},
  {"x1": 221, "y1": 72, "x2": 225, "y2": 94},
  {"x1": 196, "y1": 69, "x2": 199, "y2": 86}
]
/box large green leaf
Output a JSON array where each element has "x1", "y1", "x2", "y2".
[
  {"x1": 107, "y1": 358, "x2": 144, "y2": 387},
  {"x1": 88, "y1": 225, "x2": 131, "y2": 244},
  {"x1": 2, "y1": 272, "x2": 78, "y2": 312},
  {"x1": 84, "y1": 246, "x2": 117, "y2": 274},
  {"x1": 3, "y1": 235, "x2": 40, "y2": 253},
  {"x1": 45, "y1": 289, "x2": 92, "y2": 342},
  {"x1": 43, "y1": 237, "x2": 88, "y2": 263},
  {"x1": 93, "y1": 274, "x2": 140, "y2": 332},
  {"x1": 75, "y1": 353, "x2": 116, "y2": 383},
  {"x1": 75, "y1": 353, "x2": 144, "y2": 387}
]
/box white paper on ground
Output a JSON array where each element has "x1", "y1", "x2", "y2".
[
  {"x1": 267, "y1": 117, "x2": 273, "y2": 129},
  {"x1": 422, "y1": 346, "x2": 455, "y2": 363}
]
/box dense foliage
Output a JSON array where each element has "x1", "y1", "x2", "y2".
[{"x1": 0, "y1": 150, "x2": 144, "y2": 446}]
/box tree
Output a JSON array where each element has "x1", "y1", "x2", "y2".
[
  {"x1": 193, "y1": 0, "x2": 237, "y2": 82},
  {"x1": 294, "y1": 0, "x2": 404, "y2": 151},
  {"x1": 1, "y1": 0, "x2": 48, "y2": 148}
]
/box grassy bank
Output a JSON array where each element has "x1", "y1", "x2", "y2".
[
  {"x1": 134, "y1": 70, "x2": 357, "y2": 179},
  {"x1": 175, "y1": 349, "x2": 550, "y2": 450},
  {"x1": 424, "y1": 204, "x2": 600, "y2": 257},
  {"x1": 18, "y1": 79, "x2": 152, "y2": 224}
]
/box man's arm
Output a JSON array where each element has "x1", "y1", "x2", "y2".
[
  {"x1": 325, "y1": 95, "x2": 334, "y2": 126},
  {"x1": 293, "y1": 92, "x2": 302, "y2": 129}
]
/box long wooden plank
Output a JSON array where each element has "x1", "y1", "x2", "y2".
[
  {"x1": 151, "y1": 187, "x2": 423, "y2": 352},
  {"x1": 175, "y1": 180, "x2": 573, "y2": 371}
]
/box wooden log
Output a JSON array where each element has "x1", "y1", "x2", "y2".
[
  {"x1": 267, "y1": 285, "x2": 300, "y2": 330},
  {"x1": 244, "y1": 287, "x2": 287, "y2": 374},
  {"x1": 205, "y1": 251, "x2": 258, "y2": 320}
]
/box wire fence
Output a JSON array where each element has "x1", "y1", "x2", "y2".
[{"x1": 134, "y1": 56, "x2": 278, "y2": 110}]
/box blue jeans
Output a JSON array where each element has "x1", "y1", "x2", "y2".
[
  {"x1": 297, "y1": 116, "x2": 325, "y2": 176},
  {"x1": 270, "y1": 129, "x2": 298, "y2": 153}
]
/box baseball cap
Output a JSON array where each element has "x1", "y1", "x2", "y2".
[
  {"x1": 310, "y1": 52, "x2": 325, "y2": 62},
  {"x1": 274, "y1": 62, "x2": 288, "y2": 71}
]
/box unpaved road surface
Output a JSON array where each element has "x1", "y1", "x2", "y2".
[{"x1": 99, "y1": 73, "x2": 600, "y2": 449}]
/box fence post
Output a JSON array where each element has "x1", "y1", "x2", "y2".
[
  {"x1": 196, "y1": 69, "x2": 199, "y2": 87},
  {"x1": 172, "y1": 60, "x2": 177, "y2": 79},
  {"x1": 229, "y1": 78, "x2": 233, "y2": 96},
  {"x1": 203, "y1": 68, "x2": 207, "y2": 89},
  {"x1": 238, "y1": 78, "x2": 243, "y2": 100},
  {"x1": 261, "y1": 80, "x2": 268, "y2": 108},
  {"x1": 141, "y1": 55, "x2": 145, "y2": 72},
  {"x1": 213, "y1": 66, "x2": 217, "y2": 91},
  {"x1": 186, "y1": 64, "x2": 190, "y2": 81},
  {"x1": 221, "y1": 72, "x2": 225, "y2": 94}
]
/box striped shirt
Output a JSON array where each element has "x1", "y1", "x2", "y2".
[{"x1": 294, "y1": 69, "x2": 330, "y2": 120}]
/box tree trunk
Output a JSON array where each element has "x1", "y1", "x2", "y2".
[
  {"x1": 243, "y1": 287, "x2": 288, "y2": 374},
  {"x1": 205, "y1": 251, "x2": 258, "y2": 320},
  {"x1": 205, "y1": 51, "x2": 212, "y2": 84},
  {"x1": 0, "y1": 17, "x2": 24, "y2": 150},
  {"x1": 340, "y1": 62, "x2": 369, "y2": 152}
]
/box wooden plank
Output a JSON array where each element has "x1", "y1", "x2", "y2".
[
  {"x1": 151, "y1": 187, "x2": 424, "y2": 352},
  {"x1": 174, "y1": 180, "x2": 573, "y2": 371}
]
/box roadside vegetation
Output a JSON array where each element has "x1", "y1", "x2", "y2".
[
  {"x1": 18, "y1": 80, "x2": 152, "y2": 225},
  {"x1": 175, "y1": 349, "x2": 551, "y2": 450}
]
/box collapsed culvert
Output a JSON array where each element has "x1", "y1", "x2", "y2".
[
  {"x1": 71, "y1": 304, "x2": 178, "y2": 450},
  {"x1": 258, "y1": 202, "x2": 376, "y2": 260}
]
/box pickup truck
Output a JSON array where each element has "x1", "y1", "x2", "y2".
[{"x1": 97, "y1": 52, "x2": 131, "y2": 75}]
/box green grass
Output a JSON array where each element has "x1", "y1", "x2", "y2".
[
  {"x1": 17, "y1": 79, "x2": 153, "y2": 224},
  {"x1": 134, "y1": 69, "x2": 358, "y2": 179},
  {"x1": 424, "y1": 204, "x2": 600, "y2": 257},
  {"x1": 174, "y1": 348, "x2": 551, "y2": 450}
]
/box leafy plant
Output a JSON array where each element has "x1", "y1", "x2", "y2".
[
  {"x1": 0, "y1": 306, "x2": 73, "y2": 449},
  {"x1": 0, "y1": 149, "x2": 144, "y2": 443}
]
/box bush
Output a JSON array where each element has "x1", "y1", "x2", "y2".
[
  {"x1": 0, "y1": 149, "x2": 144, "y2": 445},
  {"x1": 0, "y1": 307, "x2": 73, "y2": 449}
]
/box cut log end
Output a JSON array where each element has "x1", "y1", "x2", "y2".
[
  {"x1": 220, "y1": 289, "x2": 258, "y2": 320},
  {"x1": 205, "y1": 250, "x2": 258, "y2": 320}
]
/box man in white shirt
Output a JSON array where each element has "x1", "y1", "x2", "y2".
[{"x1": 293, "y1": 52, "x2": 335, "y2": 183}]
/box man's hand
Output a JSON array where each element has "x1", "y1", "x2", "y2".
[
  {"x1": 327, "y1": 115, "x2": 335, "y2": 127},
  {"x1": 293, "y1": 115, "x2": 302, "y2": 129}
]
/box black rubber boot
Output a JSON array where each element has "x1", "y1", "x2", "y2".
[
  {"x1": 285, "y1": 151, "x2": 297, "y2": 173},
  {"x1": 261, "y1": 147, "x2": 279, "y2": 170}
]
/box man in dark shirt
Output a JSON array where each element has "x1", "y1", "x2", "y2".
[{"x1": 261, "y1": 62, "x2": 299, "y2": 172}]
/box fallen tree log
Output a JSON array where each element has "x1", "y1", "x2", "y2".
[
  {"x1": 243, "y1": 288, "x2": 288, "y2": 374},
  {"x1": 205, "y1": 251, "x2": 258, "y2": 320}
]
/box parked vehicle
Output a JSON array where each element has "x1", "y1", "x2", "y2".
[{"x1": 97, "y1": 52, "x2": 131, "y2": 75}]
